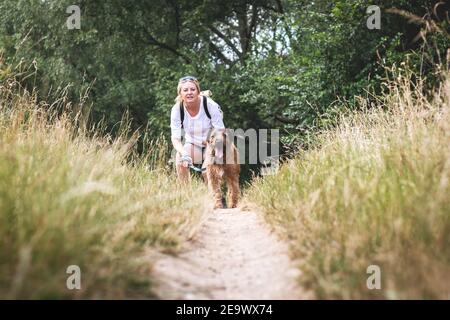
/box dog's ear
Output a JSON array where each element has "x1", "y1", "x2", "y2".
[
  {"x1": 224, "y1": 128, "x2": 233, "y2": 138},
  {"x1": 224, "y1": 128, "x2": 234, "y2": 144}
]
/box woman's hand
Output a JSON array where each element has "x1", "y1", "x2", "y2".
[
  {"x1": 171, "y1": 138, "x2": 191, "y2": 167},
  {"x1": 180, "y1": 154, "x2": 193, "y2": 168}
]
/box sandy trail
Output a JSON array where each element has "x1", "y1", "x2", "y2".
[{"x1": 152, "y1": 207, "x2": 308, "y2": 299}]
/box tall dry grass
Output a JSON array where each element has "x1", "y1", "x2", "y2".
[
  {"x1": 0, "y1": 66, "x2": 211, "y2": 299},
  {"x1": 245, "y1": 67, "x2": 450, "y2": 299}
]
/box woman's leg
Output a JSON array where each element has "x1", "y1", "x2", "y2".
[
  {"x1": 176, "y1": 143, "x2": 204, "y2": 183},
  {"x1": 191, "y1": 143, "x2": 204, "y2": 165}
]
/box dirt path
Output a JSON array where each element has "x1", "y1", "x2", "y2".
[{"x1": 152, "y1": 207, "x2": 309, "y2": 299}]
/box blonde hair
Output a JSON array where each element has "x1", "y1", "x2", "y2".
[{"x1": 174, "y1": 78, "x2": 212, "y2": 104}]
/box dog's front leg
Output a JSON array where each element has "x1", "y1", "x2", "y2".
[
  {"x1": 207, "y1": 169, "x2": 223, "y2": 209},
  {"x1": 227, "y1": 176, "x2": 240, "y2": 208}
]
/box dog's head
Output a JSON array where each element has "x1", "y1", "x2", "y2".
[{"x1": 206, "y1": 128, "x2": 226, "y2": 160}]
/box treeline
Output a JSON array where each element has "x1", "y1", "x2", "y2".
[{"x1": 0, "y1": 0, "x2": 449, "y2": 159}]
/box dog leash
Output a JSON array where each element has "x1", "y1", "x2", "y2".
[
  {"x1": 181, "y1": 155, "x2": 206, "y2": 173},
  {"x1": 189, "y1": 165, "x2": 206, "y2": 172}
]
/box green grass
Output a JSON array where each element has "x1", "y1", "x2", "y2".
[
  {"x1": 0, "y1": 77, "x2": 211, "y2": 299},
  {"x1": 244, "y1": 69, "x2": 450, "y2": 299}
]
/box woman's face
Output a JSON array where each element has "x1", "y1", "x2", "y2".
[{"x1": 180, "y1": 81, "x2": 199, "y2": 104}]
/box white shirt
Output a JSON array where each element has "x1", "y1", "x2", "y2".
[{"x1": 170, "y1": 97, "x2": 225, "y2": 147}]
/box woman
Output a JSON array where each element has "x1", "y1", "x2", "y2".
[{"x1": 170, "y1": 76, "x2": 225, "y2": 182}]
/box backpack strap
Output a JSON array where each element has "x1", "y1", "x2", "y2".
[
  {"x1": 179, "y1": 101, "x2": 185, "y2": 129},
  {"x1": 180, "y1": 97, "x2": 211, "y2": 129},
  {"x1": 203, "y1": 96, "x2": 211, "y2": 119}
]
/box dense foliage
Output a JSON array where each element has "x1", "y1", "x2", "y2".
[{"x1": 1, "y1": 0, "x2": 449, "y2": 178}]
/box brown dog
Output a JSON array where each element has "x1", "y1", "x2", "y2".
[{"x1": 202, "y1": 128, "x2": 240, "y2": 209}]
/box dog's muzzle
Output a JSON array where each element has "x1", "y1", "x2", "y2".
[{"x1": 214, "y1": 139, "x2": 224, "y2": 159}]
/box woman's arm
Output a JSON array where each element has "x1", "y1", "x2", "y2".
[
  {"x1": 170, "y1": 104, "x2": 191, "y2": 169},
  {"x1": 171, "y1": 137, "x2": 186, "y2": 156},
  {"x1": 170, "y1": 104, "x2": 185, "y2": 154},
  {"x1": 170, "y1": 105, "x2": 191, "y2": 167}
]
